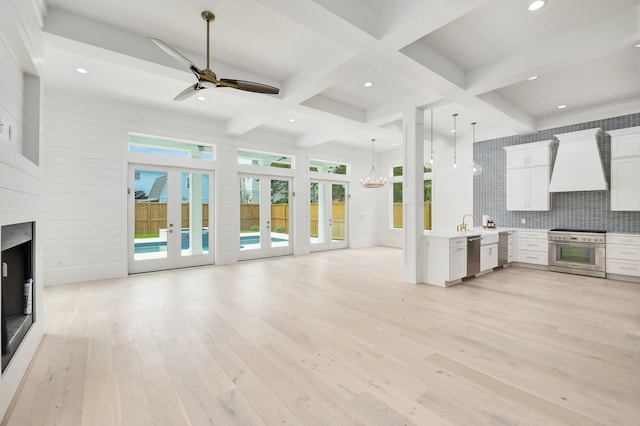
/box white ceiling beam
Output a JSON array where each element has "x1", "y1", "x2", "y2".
[
  {"x1": 379, "y1": 0, "x2": 488, "y2": 49},
  {"x1": 43, "y1": 8, "x2": 282, "y2": 90},
  {"x1": 467, "y1": 6, "x2": 640, "y2": 95}
]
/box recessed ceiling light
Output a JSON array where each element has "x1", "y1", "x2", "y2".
[
  {"x1": 557, "y1": 104, "x2": 567, "y2": 109},
  {"x1": 197, "y1": 96, "x2": 206, "y2": 101},
  {"x1": 528, "y1": 0, "x2": 547, "y2": 11},
  {"x1": 450, "y1": 129, "x2": 456, "y2": 133},
  {"x1": 364, "y1": 81, "x2": 373, "y2": 87},
  {"x1": 288, "y1": 118, "x2": 296, "y2": 122},
  {"x1": 635, "y1": 43, "x2": 640, "y2": 48},
  {"x1": 75, "y1": 67, "x2": 88, "y2": 74},
  {"x1": 391, "y1": 143, "x2": 397, "y2": 146},
  {"x1": 527, "y1": 75, "x2": 539, "y2": 80}
]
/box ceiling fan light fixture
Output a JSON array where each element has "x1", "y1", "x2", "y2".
[
  {"x1": 528, "y1": 0, "x2": 547, "y2": 11},
  {"x1": 150, "y1": 10, "x2": 280, "y2": 101}
]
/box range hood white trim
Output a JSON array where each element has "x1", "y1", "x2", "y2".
[{"x1": 548, "y1": 128, "x2": 608, "y2": 192}]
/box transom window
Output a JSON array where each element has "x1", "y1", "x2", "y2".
[
  {"x1": 237, "y1": 149, "x2": 293, "y2": 169},
  {"x1": 309, "y1": 159, "x2": 349, "y2": 175},
  {"x1": 128, "y1": 134, "x2": 214, "y2": 160}
]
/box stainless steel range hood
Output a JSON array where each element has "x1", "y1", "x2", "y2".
[{"x1": 548, "y1": 128, "x2": 607, "y2": 192}]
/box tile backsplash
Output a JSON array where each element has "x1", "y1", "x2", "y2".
[{"x1": 473, "y1": 113, "x2": 640, "y2": 234}]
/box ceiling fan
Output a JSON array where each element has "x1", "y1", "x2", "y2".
[{"x1": 151, "y1": 11, "x2": 280, "y2": 101}]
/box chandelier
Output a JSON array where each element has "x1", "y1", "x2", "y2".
[{"x1": 361, "y1": 138, "x2": 386, "y2": 188}]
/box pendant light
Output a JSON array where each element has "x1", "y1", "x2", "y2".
[
  {"x1": 428, "y1": 108, "x2": 434, "y2": 165},
  {"x1": 361, "y1": 139, "x2": 386, "y2": 188},
  {"x1": 452, "y1": 113, "x2": 458, "y2": 169},
  {"x1": 471, "y1": 122, "x2": 483, "y2": 176}
]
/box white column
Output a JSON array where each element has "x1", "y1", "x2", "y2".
[{"x1": 402, "y1": 108, "x2": 424, "y2": 284}]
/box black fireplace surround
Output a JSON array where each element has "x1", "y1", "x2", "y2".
[{"x1": 1, "y1": 222, "x2": 34, "y2": 373}]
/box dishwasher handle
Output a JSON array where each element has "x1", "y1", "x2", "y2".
[{"x1": 467, "y1": 237, "x2": 483, "y2": 242}]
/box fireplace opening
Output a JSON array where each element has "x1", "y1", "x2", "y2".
[{"x1": 1, "y1": 222, "x2": 35, "y2": 373}]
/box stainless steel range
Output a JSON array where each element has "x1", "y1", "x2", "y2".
[{"x1": 548, "y1": 229, "x2": 606, "y2": 278}]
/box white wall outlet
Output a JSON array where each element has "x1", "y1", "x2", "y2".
[{"x1": 521, "y1": 218, "x2": 526, "y2": 224}]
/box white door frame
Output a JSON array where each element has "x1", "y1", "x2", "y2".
[
  {"x1": 310, "y1": 179, "x2": 349, "y2": 252},
  {"x1": 128, "y1": 164, "x2": 214, "y2": 273},
  {"x1": 238, "y1": 174, "x2": 293, "y2": 261}
]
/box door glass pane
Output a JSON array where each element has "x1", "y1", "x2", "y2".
[
  {"x1": 240, "y1": 177, "x2": 261, "y2": 250},
  {"x1": 331, "y1": 184, "x2": 346, "y2": 242},
  {"x1": 393, "y1": 182, "x2": 403, "y2": 229},
  {"x1": 424, "y1": 179, "x2": 432, "y2": 230},
  {"x1": 270, "y1": 179, "x2": 290, "y2": 248},
  {"x1": 133, "y1": 169, "x2": 168, "y2": 261},
  {"x1": 310, "y1": 182, "x2": 325, "y2": 244},
  {"x1": 181, "y1": 172, "x2": 209, "y2": 257}
]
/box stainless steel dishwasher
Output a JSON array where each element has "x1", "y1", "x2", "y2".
[
  {"x1": 498, "y1": 231, "x2": 510, "y2": 267},
  {"x1": 466, "y1": 235, "x2": 482, "y2": 277}
]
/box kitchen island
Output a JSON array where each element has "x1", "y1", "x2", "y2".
[{"x1": 422, "y1": 227, "x2": 513, "y2": 287}]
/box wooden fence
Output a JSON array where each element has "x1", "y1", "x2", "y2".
[
  {"x1": 309, "y1": 202, "x2": 345, "y2": 240},
  {"x1": 239, "y1": 204, "x2": 289, "y2": 233},
  {"x1": 134, "y1": 203, "x2": 209, "y2": 235},
  {"x1": 393, "y1": 202, "x2": 432, "y2": 230}
]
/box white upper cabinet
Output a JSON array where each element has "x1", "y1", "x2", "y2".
[
  {"x1": 609, "y1": 126, "x2": 640, "y2": 211},
  {"x1": 503, "y1": 140, "x2": 553, "y2": 211}
]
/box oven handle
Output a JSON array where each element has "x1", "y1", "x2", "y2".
[{"x1": 548, "y1": 242, "x2": 605, "y2": 248}]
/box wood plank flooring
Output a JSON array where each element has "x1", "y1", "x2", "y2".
[{"x1": 3, "y1": 247, "x2": 640, "y2": 425}]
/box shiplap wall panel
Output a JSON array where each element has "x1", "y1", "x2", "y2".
[
  {"x1": 0, "y1": 0, "x2": 45, "y2": 421},
  {"x1": 0, "y1": 32, "x2": 24, "y2": 153},
  {"x1": 43, "y1": 101, "x2": 126, "y2": 284}
]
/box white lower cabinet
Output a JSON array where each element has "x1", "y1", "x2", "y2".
[
  {"x1": 606, "y1": 234, "x2": 640, "y2": 279},
  {"x1": 515, "y1": 229, "x2": 549, "y2": 266},
  {"x1": 507, "y1": 233, "x2": 514, "y2": 263},
  {"x1": 480, "y1": 233, "x2": 499, "y2": 272},
  {"x1": 423, "y1": 236, "x2": 467, "y2": 286},
  {"x1": 480, "y1": 244, "x2": 498, "y2": 272}
]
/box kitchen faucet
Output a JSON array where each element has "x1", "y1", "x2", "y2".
[{"x1": 457, "y1": 214, "x2": 475, "y2": 232}]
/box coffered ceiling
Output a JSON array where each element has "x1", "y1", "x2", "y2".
[{"x1": 42, "y1": 0, "x2": 640, "y2": 151}]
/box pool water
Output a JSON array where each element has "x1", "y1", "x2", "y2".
[{"x1": 134, "y1": 230, "x2": 288, "y2": 254}]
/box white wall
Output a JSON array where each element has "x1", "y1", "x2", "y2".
[
  {"x1": 0, "y1": 0, "x2": 45, "y2": 421},
  {"x1": 42, "y1": 90, "x2": 380, "y2": 285},
  {"x1": 375, "y1": 131, "x2": 475, "y2": 248},
  {"x1": 431, "y1": 132, "x2": 475, "y2": 231}
]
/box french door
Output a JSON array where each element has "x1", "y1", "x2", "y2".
[
  {"x1": 128, "y1": 164, "x2": 213, "y2": 273},
  {"x1": 238, "y1": 175, "x2": 293, "y2": 261},
  {"x1": 310, "y1": 180, "x2": 348, "y2": 252}
]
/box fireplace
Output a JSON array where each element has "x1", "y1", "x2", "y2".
[{"x1": 1, "y1": 222, "x2": 35, "y2": 373}]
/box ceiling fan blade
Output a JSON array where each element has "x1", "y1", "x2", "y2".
[
  {"x1": 219, "y1": 79, "x2": 280, "y2": 95},
  {"x1": 150, "y1": 38, "x2": 201, "y2": 73},
  {"x1": 173, "y1": 83, "x2": 204, "y2": 101}
]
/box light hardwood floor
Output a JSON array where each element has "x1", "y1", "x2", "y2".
[{"x1": 3, "y1": 247, "x2": 640, "y2": 425}]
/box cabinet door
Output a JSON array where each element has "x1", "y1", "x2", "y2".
[
  {"x1": 450, "y1": 246, "x2": 467, "y2": 280},
  {"x1": 612, "y1": 132, "x2": 640, "y2": 158},
  {"x1": 507, "y1": 146, "x2": 549, "y2": 168},
  {"x1": 506, "y1": 168, "x2": 528, "y2": 210},
  {"x1": 527, "y1": 166, "x2": 551, "y2": 210},
  {"x1": 480, "y1": 244, "x2": 498, "y2": 271},
  {"x1": 611, "y1": 158, "x2": 640, "y2": 211}
]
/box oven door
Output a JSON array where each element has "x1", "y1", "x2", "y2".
[{"x1": 548, "y1": 242, "x2": 605, "y2": 275}]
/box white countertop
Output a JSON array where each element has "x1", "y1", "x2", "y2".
[{"x1": 423, "y1": 227, "x2": 514, "y2": 239}]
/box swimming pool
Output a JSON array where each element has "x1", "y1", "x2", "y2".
[{"x1": 134, "y1": 230, "x2": 288, "y2": 254}]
